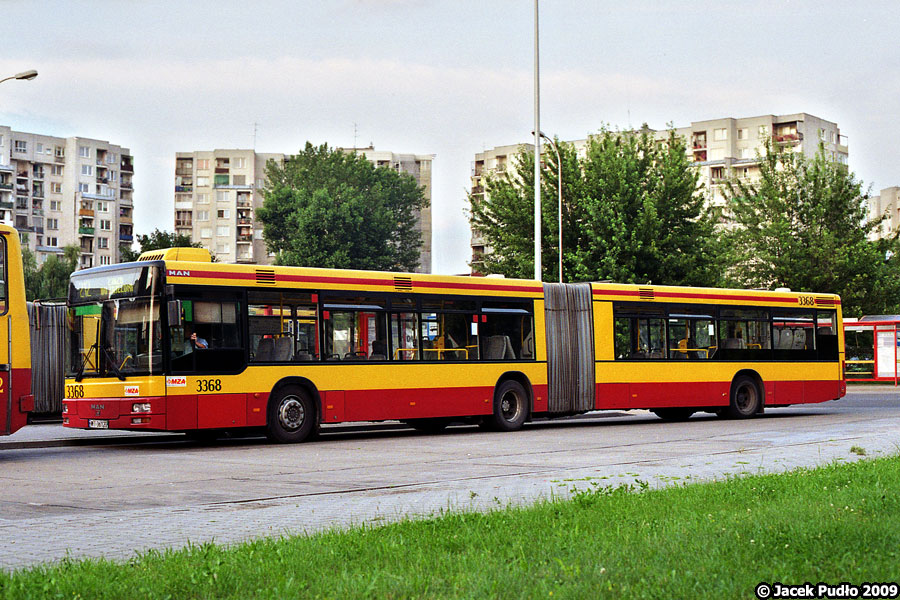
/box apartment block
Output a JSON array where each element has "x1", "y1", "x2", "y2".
[
  {"x1": 469, "y1": 113, "x2": 848, "y2": 269},
  {"x1": 175, "y1": 146, "x2": 434, "y2": 272},
  {"x1": 175, "y1": 150, "x2": 282, "y2": 264},
  {"x1": 0, "y1": 125, "x2": 134, "y2": 268},
  {"x1": 868, "y1": 187, "x2": 900, "y2": 240},
  {"x1": 342, "y1": 146, "x2": 434, "y2": 273}
]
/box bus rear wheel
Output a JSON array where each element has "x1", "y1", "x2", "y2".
[
  {"x1": 652, "y1": 408, "x2": 695, "y2": 422},
  {"x1": 266, "y1": 386, "x2": 315, "y2": 443},
  {"x1": 483, "y1": 380, "x2": 529, "y2": 432},
  {"x1": 724, "y1": 375, "x2": 761, "y2": 419}
]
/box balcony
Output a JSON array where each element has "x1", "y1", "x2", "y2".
[
  {"x1": 119, "y1": 215, "x2": 132, "y2": 224},
  {"x1": 174, "y1": 185, "x2": 192, "y2": 193},
  {"x1": 175, "y1": 219, "x2": 192, "y2": 228},
  {"x1": 0, "y1": 200, "x2": 13, "y2": 210},
  {"x1": 236, "y1": 198, "x2": 252, "y2": 208},
  {"x1": 121, "y1": 157, "x2": 134, "y2": 172},
  {"x1": 97, "y1": 176, "x2": 109, "y2": 184},
  {"x1": 774, "y1": 132, "x2": 803, "y2": 144},
  {"x1": 32, "y1": 170, "x2": 45, "y2": 180},
  {"x1": 31, "y1": 190, "x2": 44, "y2": 199},
  {"x1": 237, "y1": 234, "x2": 253, "y2": 242},
  {"x1": 119, "y1": 233, "x2": 133, "y2": 242},
  {"x1": 54, "y1": 155, "x2": 65, "y2": 163},
  {"x1": 0, "y1": 183, "x2": 12, "y2": 191},
  {"x1": 79, "y1": 208, "x2": 95, "y2": 217},
  {"x1": 32, "y1": 209, "x2": 43, "y2": 217},
  {"x1": 15, "y1": 184, "x2": 28, "y2": 193},
  {"x1": 78, "y1": 226, "x2": 95, "y2": 235},
  {"x1": 215, "y1": 167, "x2": 229, "y2": 174}
]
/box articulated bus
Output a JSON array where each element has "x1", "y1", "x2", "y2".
[
  {"x1": 62, "y1": 248, "x2": 846, "y2": 443},
  {"x1": 0, "y1": 224, "x2": 33, "y2": 436}
]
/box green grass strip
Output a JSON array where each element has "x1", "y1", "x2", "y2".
[{"x1": 3, "y1": 454, "x2": 899, "y2": 599}]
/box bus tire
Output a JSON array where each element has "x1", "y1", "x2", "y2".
[
  {"x1": 485, "y1": 380, "x2": 529, "y2": 432},
  {"x1": 651, "y1": 408, "x2": 695, "y2": 422},
  {"x1": 724, "y1": 375, "x2": 761, "y2": 419},
  {"x1": 266, "y1": 385, "x2": 315, "y2": 443}
]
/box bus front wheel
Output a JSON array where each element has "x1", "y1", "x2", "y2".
[
  {"x1": 724, "y1": 375, "x2": 761, "y2": 419},
  {"x1": 484, "y1": 380, "x2": 529, "y2": 432},
  {"x1": 266, "y1": 386, "x2": 315, "y2": 443}
]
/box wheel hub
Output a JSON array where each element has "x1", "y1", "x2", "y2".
[{"x1": 278, "y1": 396, "x2": 305, "y2": 430}]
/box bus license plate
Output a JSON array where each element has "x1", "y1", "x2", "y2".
[{"x1": 88, "y1": 419, "x2": 109, "y2": 429}]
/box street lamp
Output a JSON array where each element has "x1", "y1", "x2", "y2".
[
  {"x1": 535, "y1": 131, "x2": 563, "y2": 283},
  {"x1": 0, "y1": 69, "x2": 38, "y2": 84},
  {"x1": 533, "y1": 0, "x2": 541, "y2": 281}
]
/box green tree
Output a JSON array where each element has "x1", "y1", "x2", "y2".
[
  {"x1": 723, "y1": 141, "x2": 900, "y2": 316},
  {"x1": 22, "y1": 244, "x2": 80, "y2": 300},
  {"x1": 469, "y1": 128, "x2": 718, "y2": 285},
  {"x1": 120, "y1": 229, "x2": 204, "y2": 262},
  {"x1": 257, "y1": 142, "x2": 427, "y2": 271}
]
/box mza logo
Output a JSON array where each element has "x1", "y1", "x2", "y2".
[
  {"x1": 166, "y1": 376, "x2": 187, "y2": 387},
  {"x1": 124, "y1": 386, "x2": 140, "y2": 396},
  {"x1": 167, "y1": 269, "x2": 190, "y2": 277}
]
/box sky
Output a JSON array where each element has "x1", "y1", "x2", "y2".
[{"x1": 2, "y1": 0, "x2": 899, "y2": 274}]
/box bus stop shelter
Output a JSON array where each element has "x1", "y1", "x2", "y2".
[{"x1": 844, "y1": 316, "x2": 900, "y2": 384}]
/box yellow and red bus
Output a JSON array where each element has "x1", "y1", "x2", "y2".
[
  {"x1": 62, "y1": 248, "x2": 845, "y2": 442},
  {"x1": 0, "y1": 224, "x2": 33, "y2": 436}
]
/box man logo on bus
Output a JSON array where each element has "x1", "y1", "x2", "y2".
[{"x1": 168, "y1": 270, "x2": 190, "y2": 277}]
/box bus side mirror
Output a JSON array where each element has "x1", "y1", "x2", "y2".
[{"x1": 168, "y1": 300, "x2": 182, "y2": 327}]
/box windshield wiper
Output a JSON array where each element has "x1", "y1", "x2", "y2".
[
  {"x1": 74, "y1": 340, "x2": 98, "y2": 382},
  {"x1": 99, "y1": 344, "x2": 126, "y2": 382}
]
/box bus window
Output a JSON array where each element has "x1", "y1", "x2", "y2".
[
  {"x1": 772, "y1": 308, "x2": 816, "y2": 361},
  {"x1": 171, "y1": 297, "x2": 244, "y2": 373},
  {"x1": 716, "y1": 308, "x2": 771, "y2": 360},
  {"x1": 323, "y1": 296, "x2": 387, "y2": 361},
  {"x1": 816, "y1": 310, "x2": 839, "y2": 361},
  {"x1": 420, "y1": 312, "x2": 478, "y2": 361},
  {"x1": 391, "y1": 311, "x2": 419, "y2": 361},
  {"x1": 0, "y1": 236, "x2": 7, "y2": 315},
  {"x1": 480, "y1": 301, "x2": 534, "y2": 361},
  {"x1": 249, "y1": 291, "x2": 319, "y2": 362},
  {"x1": 667, "y1": 318, "x2": 714, "y2": 359}
]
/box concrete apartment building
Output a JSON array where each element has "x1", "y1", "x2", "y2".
[
  {"x1": 0, "y1": 125, "x2": 134, "y2": 268},
  {"x1": 469, "y1": 113, "x2": 847, "y2": 268},
  {"x1": 868, "y1": 187, "x2": 900, "y2": 239},
  {"x1": 174, "y1": 147, "x2": 434, "y2": 272}
]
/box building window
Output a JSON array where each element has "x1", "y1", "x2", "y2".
[
  {"x1": 196, "y1": 176, "x2": 210, "y2": 187},
  {"x1": 47, "y1": 237, "x2": 58, "y2": 247},
  {"x1": 200, "y1": 228, "x2": 212, "y2": 238},
  {"x1": 216, "y1": 190, "x2": 229, "y2": 203},
  {"x1": 232, "y1": 175, "x2": 246, "y2": 186},
  {"x1": 99, "y1": 255, "x2": 111, "y2": 265},
  {"x1": 737, "y1": 128, "x2": 748, "y2": 140},
  {"x1": 96, "y1": 201, "x2": 109, "y2": 212},
  {"x1": 216, "y1": 225, "x2": 229, "y2": 237},
  {"x1": 197, "y1": 159, "x2": 209, "y2": 170},
  {"x1": 81, "y1": 165, "x2": 93, "y2": 176},
  {"x1": 79, "y1": 146, "x2": 90, "y2": 158},
  {"x1": 14, "y1": 140, "x2": 26, "y2": 153},
  {"x1": 51, "y1": 164, "x2": 64, "y2": 176},
  {"x1": 217, "y1": 209, "x2": 230, "y2": 219},
  {"x1": 79, "y1": 183, "x2": 90, "y2": 193},
  {"x1": 109, "y1": 171, "x2": 118, "y2": 182},
  {"x1": 55, "y1": 146, "x2": 65, "y2": 158},
  {"x1": 108, "y1": 153, "x2": 117, "y2": 164},
  {"x1": 51, "y1": 182, "x2": 62, "y2": 194},
  {"x1": 196, "y1": 193, "x2": 209, "y2": 204},
  {"x1": 99, "y1": 219, "x2": 111, "y2": 230},
  {"x1": 233, "y1": 157, "x2": 246, "y2": 169},
  {"x1": 98, "y1": 237, "x2": 109, "y2": 249},
  {"x1": 197, "y1": 210, "x2": 209, "y2": 221},
  {"x1": 47, "y1": 218, "x2": 59, "y2": 230},
  {"x1": 216, "y1": 243, "x2": 230, "y2": 255},
  {"x1": 50, "y1": 200, "x2": 61, "y2": 211},
  {"x1": 36, "y1": 143, "x2": 43, "y2": 153},
  {"x1": 713, "y1": 128, "x2": 727, "y2": 141}
]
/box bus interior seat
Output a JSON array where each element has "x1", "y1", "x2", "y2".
[
  {"x1": 344, "y1": 352, "x2": 365, "y2": 360},
  {"x1": 791, "y1": 330, "x2": 808, "y2": 350},
  {"x1": 255, "y1": 338, "x2": 274, "y2": 361},
  {"x1": 294, "y1": 352, "x2": 315, "y2": 362},
  {"x1": 522, "y1": 330, "x2": 535, "y2": 358},
  {"x1": 369, "y1": 353, "x2": 386, "y2": 360},
  {"x1": 817, "y1": 326, "x2": 833, "y2": 335},
  {"x1": 721, "y1": 338, "x2": 746, "y2": 349},
  {"x1": 775, "y1": 328, "x2": 792, "y2": 349},
  {"x1": 485, "y1": 335, "x2": 516, "y2": 360},
  {"x1": 274, "y1": 337, "x2": 293, "y2": 361}
]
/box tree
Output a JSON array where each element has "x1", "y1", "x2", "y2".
[
  {"x1": 469, "y1": 128, "x2": 719, "y2": 286},
  {"x1": 723, "y1": 141, "x2": 900, "y2": 316},
  {"x1": 120, "y1": 229, "x2": 204, "y2": 262},
  {"x1": 22, "y1": 243, "x2": 80, "y2": 301},
  {"x1": 257, "y1": 142, "x2": 427, "y2": 271}
]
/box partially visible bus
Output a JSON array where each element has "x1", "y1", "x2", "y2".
[
  {"x1": 62, "y1": 248, "x2": 845, "y2": 442},
  {"x1": 0, "y1": 224, "x2": 33, "y2": 436}
]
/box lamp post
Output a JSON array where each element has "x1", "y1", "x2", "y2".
[
  {"x1": 0, "y1": 70, "x2": 38, "y2": 84},
  {"x1": 533, "y1": 0, "x2": 541, "y2": 281},
  {"x1": 535, "y1": 131, "x2": 563, "y2": 283}
]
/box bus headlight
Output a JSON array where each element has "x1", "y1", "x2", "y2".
[
  {"x1": 132, "y1": 402, "x2": 151, "y2": 413},
  {"x1": 62, "y1": 403, "x2": 68, "y2": 414}
]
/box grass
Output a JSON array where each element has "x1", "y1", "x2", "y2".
[{"x1": 3, "y1": 456, "x2": 900, "y2": 599}]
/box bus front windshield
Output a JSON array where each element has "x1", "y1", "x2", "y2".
[{"x1": 67, "y1": 266, "x2": 163, "y2": 379}]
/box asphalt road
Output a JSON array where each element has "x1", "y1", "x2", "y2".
[{"x1": 0, "y1": 386, "x2": 898, "y2": 570}]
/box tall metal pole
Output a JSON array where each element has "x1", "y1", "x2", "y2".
[{"x1": 533, "y1": 0, "x2": 542, "y2": 282}]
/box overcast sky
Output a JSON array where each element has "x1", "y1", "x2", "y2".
[{"x1": 2, "y1": 1, "x2": 898, "y2": 274}]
